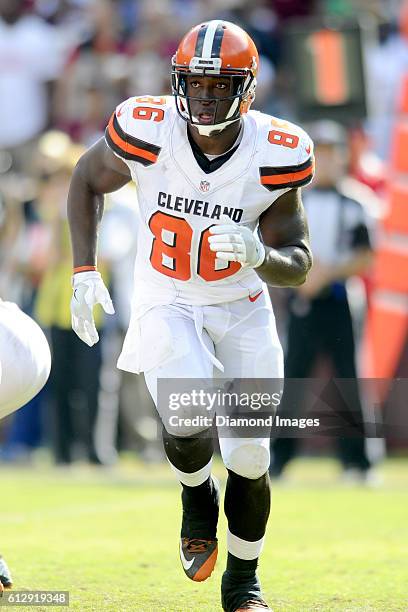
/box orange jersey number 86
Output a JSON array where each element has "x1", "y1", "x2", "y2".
[{"x1": 149, "y1": 211, "x2": 241, "y2": 281}]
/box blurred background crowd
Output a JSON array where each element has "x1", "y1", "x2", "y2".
[{"x1": 0, "y1": 0, "x2": 407, "y2": 472}]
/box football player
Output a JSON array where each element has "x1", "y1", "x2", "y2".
[
  {"x1": 0, "y1": 555, "x2": 12, "y2": 591},
  {"x1": 0, "y1": 299, "x2": 52, "y2": 593},
  {"x1": 68, "y1": 21, "x2": 314, "y2": 612},
  {"x1": 0, "y1": 299, "x2": 51, "y2": 422}
]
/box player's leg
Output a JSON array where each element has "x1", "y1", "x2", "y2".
[
  {"x1": 143, "y1": 306, "x2": 219, "y2": 581},
  {"x1": 161, "y1": 424, "x2": 220, "y2": 581},
  {"x1": 220, "y1": 438, "x2": 272, "y2": 612},
  {"x1": 0, "y1": 301, "x2": 50, "y2": 593},
  {"x1": 210, "y1": 295, "x2": 282, "y2": 611},
  {"x1": 326, "y1": 298, "x2": 371, "y2": 474}
]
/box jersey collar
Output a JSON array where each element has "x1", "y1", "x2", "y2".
[{"x1": 170, "y1": 112, "x2": 258, "y2": 195}]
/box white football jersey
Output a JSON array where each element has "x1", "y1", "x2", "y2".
[{"x1": 105, "y1": 95, "x2": 313, "y2": 314}]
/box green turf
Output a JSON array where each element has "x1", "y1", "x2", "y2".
[{"x1": 0, "y1": 457, "x2": 407, "y2": 611}]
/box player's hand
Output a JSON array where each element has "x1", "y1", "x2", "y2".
[
  {"x1": 208, "y1": 215, "x2": 265, "y2": 268},
  {"x1": 71, "y1": 271, "x2": 114, "y2": 346}
]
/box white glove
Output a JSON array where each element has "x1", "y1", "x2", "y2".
[
  {"x1": 71, "y1": 271, "x2": 114, "y2": 347},
  {"x1": 208, "y1": 215, "x2": 265, "y2": 268}
]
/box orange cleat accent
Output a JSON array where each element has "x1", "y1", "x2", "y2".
[
  {"x1": 179, "y1": 538, "x2": 218, "y2": 582},
  {"x1": 234, "y1": 599, "x2": 272, "y2": 611}
]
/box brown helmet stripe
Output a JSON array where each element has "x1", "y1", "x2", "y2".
[
  {"x1": 194, "y1": 24, "x2": 207, "y2": 57},
  {"x1": 211, "y1": 23, "x2": 225, "y2": 57},
  {"x1": 194, "y1": 21, "x2": 225, "y2": 59}
]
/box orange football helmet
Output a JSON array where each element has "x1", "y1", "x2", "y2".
[{"x1": 171, "y1": 20, "x2": 259, "y2": 135}]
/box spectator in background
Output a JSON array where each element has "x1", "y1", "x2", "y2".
[
  {"x1": 270, "y1": 120, "x2": 377, "y2": 484},
  {"x1": 0, "y1": 0, "x2": 68, "y2": 462},
  {"x1": 0, "y1": 187, "x2": 25, "y2": 303},
  {"x1": 124, "y1": 0, "x2": 180, "y2": 96},
  {"x1": 0, "y1": 0, "x2": 67, "y2": 177},
  {"x1": 34, "y1": 132, "x2": 109, "y2": 465},
  {"x1": 367, "y1": 0, "x2": 408, "y2": 159},
  {"x1": 348, "y1": 125, "x2": 386, "y2": 196},
  {"x1": 218, "y1": 0, "x2": 281, "y2": 67},
  {"x1": 272, "y1": 0, "x2": 316, "y2": 21},
  {"x1": 54, "y1": 0, "x2": 129, "y2": 145}
]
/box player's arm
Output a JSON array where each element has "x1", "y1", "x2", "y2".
[
  {"x1": 67, "y1": 137, "x2": 131, "y2": 269},
  {"x1": 67, "y1": 138, "x2": 131, "y2": 346},
  {"x1": 208, "y1": 121, "x2": 314, "y2": 286},
  {"x1": 208, "y1": 188, "x2": 312, "y2": 288},
  {"x1": 256, "y1": 188, "x2": 312, "y2": 287}
]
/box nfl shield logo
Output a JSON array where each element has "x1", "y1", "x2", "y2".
[{"x1": 200, "y1": 180, "x2": 210, "y2": 192}]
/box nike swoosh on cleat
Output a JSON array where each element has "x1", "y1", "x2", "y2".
[
  {"x1": 180, "y1": 541, "x2": 195, "y2": 570},
  {"x1": 249, "y1": 290, "x2": 263, "y2": 303}
]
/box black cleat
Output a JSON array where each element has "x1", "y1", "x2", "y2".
[
  {"x1": 180, "y1": 475, "x2": 220, "y2": 581},
  {"x1": 222, "y1": 569, "x2": 271, "y2": 612}
]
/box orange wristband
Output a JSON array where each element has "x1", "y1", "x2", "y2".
[{"x1": 73, "y1": 265, "x2": 97, "y2": 274}]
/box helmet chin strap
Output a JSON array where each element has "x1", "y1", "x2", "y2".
[{"x1": 195, "y1": 117, "x2": 240, "y2": 137}]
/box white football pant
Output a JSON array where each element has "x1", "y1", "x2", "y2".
[
  {"x1": 143, "y1": 291, "x2": 283, "y2": 478},
  {"x1": 0, "y1": 300, "x2": 51, "y2": 419}
]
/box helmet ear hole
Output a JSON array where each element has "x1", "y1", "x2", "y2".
[
  {"x1": 240, "y1": 91, "x2": 255, "y2": 114},
  {"x1": 232, "y1": 75, "x2": 244, "y2": 96}
]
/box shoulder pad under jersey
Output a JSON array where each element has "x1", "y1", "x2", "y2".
[
  {"x1": 254, "y1": 113, "x2": 314, "y2": 192},
  {"x1": 105, "y1": 95, "x2": 174, "y2": 167}
]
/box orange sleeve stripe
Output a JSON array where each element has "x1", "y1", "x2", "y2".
[
  {"x1": 260, "y1": 164, "x2": 314, "y2": 185},
  {"x1": 107, "y1": 115, "x2": 158, "y2": 163}
]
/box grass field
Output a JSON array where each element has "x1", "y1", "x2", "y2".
[{"x1": 1, "y1": 457, "x2": 407, "y2": 612}]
